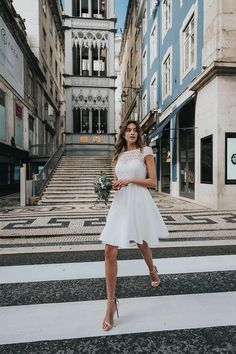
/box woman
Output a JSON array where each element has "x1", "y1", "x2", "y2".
[{"x1": 99, "y1": 120, "x2": 169, "y2": 331}]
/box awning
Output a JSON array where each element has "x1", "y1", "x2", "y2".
[
  {"x1": 149, "y1": 114, "x2": 172, "y2": 142},
  {"x1": 148, "y1": 95, "x2": 195, "y2": 142}
]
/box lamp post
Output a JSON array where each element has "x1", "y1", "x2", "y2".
[{"x1": 120, "y1": 86, "x2": 141, "y2": 121}]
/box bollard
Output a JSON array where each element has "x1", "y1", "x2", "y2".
[{"x1": 20, "y1": 163, "x2": 26, "y2": 207}]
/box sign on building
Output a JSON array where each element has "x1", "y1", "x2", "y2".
[{"x1": 0, "y1": 16, "x2": 24, "y2": 97}]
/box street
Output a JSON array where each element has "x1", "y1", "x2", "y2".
[{"x1": 0, "y1": 194, "x2": 236, "y2": 353}]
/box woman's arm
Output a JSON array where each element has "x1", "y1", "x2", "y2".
[{"x1": 113, "y1": 155, "x2": 157, "y2": 189}]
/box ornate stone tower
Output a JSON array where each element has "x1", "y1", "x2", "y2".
[{"x1": 64, "y1": 0, "x2": 116, "y2": 155}]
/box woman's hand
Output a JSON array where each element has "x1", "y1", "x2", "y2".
[{"x1": 113, "y1": 178, "x2": 132, "y2": 190}]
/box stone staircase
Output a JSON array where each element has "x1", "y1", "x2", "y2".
[{"x1": 39, "y1": 155, "x2": 114, "y2": 205}]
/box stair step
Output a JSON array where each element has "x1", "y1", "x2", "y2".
[
  {"x1": 39, "y1": 155, "x2": 114, "y2": 205},
  {"x1": 40, "y1": 197, "x2": 113, "y2": 202},
  {"x1": 52, "y1": 171, "x2": 113, "y2": 174}
]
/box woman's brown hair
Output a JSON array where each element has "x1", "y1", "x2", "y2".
[{"x1": 112, "y1": 120, "x2": 144, "y2": 165}]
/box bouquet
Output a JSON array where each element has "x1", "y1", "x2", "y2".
[{"x1": 94, "y1": 171, "x2": 112, "y2": 205}]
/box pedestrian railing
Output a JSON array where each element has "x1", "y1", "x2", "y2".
[
  {"x1": 32, "y1": 145, "x2": 64, "y2": 196},
  {"x1": 29, "y1": 144, "x2": 57, "y2": 157}
]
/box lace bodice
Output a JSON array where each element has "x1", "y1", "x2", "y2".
[{"x1": 115, "y1": 146, "x2": 154, "y2": 180}]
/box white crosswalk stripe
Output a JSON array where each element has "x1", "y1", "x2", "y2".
[
  {"x1": 0, "y1": 255, "x2": 236, "y2": 284},
  {"x1": 0, "y1": 249, "x2": 236, "y2": 352},
  {"x1": 1, "y1": 293, "x2": 236, "y2": 345}
]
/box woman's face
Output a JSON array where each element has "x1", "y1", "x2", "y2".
[{"x1": 123, "y1": 123, "x2": 138, "y2": 145}]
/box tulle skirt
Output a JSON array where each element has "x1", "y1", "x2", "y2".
[{"x1": 99, "y1": 184, "x2": 169, "y2": 248}]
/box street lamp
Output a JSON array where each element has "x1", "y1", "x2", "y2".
[{"x1": 121, "y1": 86, "x2": 141, "y2": 102}]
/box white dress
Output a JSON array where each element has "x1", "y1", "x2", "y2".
[{"x1": 99, "y1": 147, "x2": 169, "y2": 248}]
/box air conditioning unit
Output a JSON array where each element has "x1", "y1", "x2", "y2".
[{"x1": 157, "y1": 108, "x2": 162, "y2": 114}]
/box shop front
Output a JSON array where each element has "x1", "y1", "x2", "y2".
[
  {"x1": 0, "y1": 142, "x2": 28, "y2": 196},
  {"x1": 148, "y1": 96, "x2": 195, "y2": 199},
  {"x1": 179, "y1": 100, "x2": 195, "y2": 199}
]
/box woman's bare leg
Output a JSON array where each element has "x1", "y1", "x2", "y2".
[
  {"x1": 137, "y1": 241, "x2": 159, "y2": 283},
  {"x1": 102, "y1": 244, "x2": 118, "y2": 329},
  {"x1": 137, "y1": 241, "x2": 154, "y2": 271}
]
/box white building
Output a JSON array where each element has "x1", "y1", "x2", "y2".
[
  {"x1": 63, "y1": 0, "x2": 116, "y2": 155},
  {"x1": 189, "y1": 0, "x2": 236, "y2": 209}
]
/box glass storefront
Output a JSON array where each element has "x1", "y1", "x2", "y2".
[
  {"x1": 161, "y1": 122, "x2": 171, "y2": 193},
  {"x1": 0, "y1": 90, "x2": 6, "y2": 141},
  {"x1": 179, "y1": 101, "x2": 195, "y2": 199}
]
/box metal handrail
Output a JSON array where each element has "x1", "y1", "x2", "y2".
[
  {"x1": 29, "y1": 144, "x2": 57, "y2": 157},
  {"x1": 32, "y1": 145, "x2": 64, "y2": 196}
]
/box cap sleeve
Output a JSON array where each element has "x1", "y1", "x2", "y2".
[{"x1": 143, "y1": 146, "x2": 154, "y2": 158}]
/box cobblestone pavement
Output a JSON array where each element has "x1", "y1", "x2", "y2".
[
  {"x1": 1, "y1": 193, "x2": 236, "y2": 353},
  {"x1": 0, "y1": 192, "x2": 236, "y2": 250}
]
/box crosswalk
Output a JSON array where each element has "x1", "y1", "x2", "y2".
[{"x1": 0, "y1": 246, "x2": 236, "y2": 353}]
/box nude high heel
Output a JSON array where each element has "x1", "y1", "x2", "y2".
[
  {"x1": 102, "y1": 298, "x2": 119, "y2": 331},
  {"x1": 150, "y1": 265, "x2": 161, "y2": 288}
]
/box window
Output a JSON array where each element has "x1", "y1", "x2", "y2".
[
  {"x1": 142, "y1": 49, "x2": 147, "y2": 82},
  {"x1": 72, "y1": 0, "x2": 107, "y2": 17},
  {"x1": 150, "y1": 24, "x2": 157, "y2": 65},
  {"x1": 163, "y1": 53, "x2": 171, "y2": 99},
  {"x1": 134, "y1": 66, "x2": 138, "y2": 87},
  {"x1": 127, "y1": 61, "x2": 130, "y2": 78},
  {"x1": 150, "y1": 75, "x2": 157, "y2": 109},
  {"x1": 0, "y1": 90, "x2": 6, "y2": 141},
  {"x1": 28, "y1": 70, "x2": 34, "y2": 98},
  {"x1": 29, "y1": 116, "x2": 34, "y2": 147},
  {"x1": 163, "y1": 0, "x2": 171, "y2": 37},
  {"x1": 49, "y1": 13, "x2": 53, "y2": 33},
  {"x1": 142, "y1": 8, "x2": 147, "y2": 38},
  {"x1": 142, "y1": 92, "x2": 147, "y2": 118},
  {"x1": 42, "y1": 0, "x2": 47, "y2": 15},
  {"x1": 201, "y1": 135, "x2": 213, "y2": 184},
  {"x1": 183, "y1": 15, "x2": 195, "y2": 74},
  {"x1": 55, "y1": 60, "x2": 58, "y2": 80},
  {"x1": 225, "y1": 133, "x2": 236, "y2": 184},
  {"x1": 150, "y1": 0, "x2": 156, "y2": 14},
  {"x1": 50, "y1": 47, "x2": 53, "y2": 67},
  {"x1": 92, "y1": 0, "x2": 107, "y2": 18},
  {"x1": 130, "y1": 16, "x2": 133, "y2": 34},
  {"x1": 55, "y1": 90, "x2": 58, "y2": 104},
  {"x1": 92, "y1": 47, "x2": 107, "y2": 77},
  {"x1": 50, "y1": 79, "x2": 53, "y2": 96},
  {"x1": 15, "y1": 103, "x2": 23, "y2": 147},
  {"x1": 43, "y1": 65, "x2": 47, "y2": 80},
  {"x1": 130, "y1": 48, "x2": 133, "y2": 67},
  {"x1": 130, "y1": 79, "x2": 134, "y2": 98},
  {"x1": 43, "y1": 28, "x2": 46, "y2": 52},
  {"x1": 92, "y1": 109, "x2": 107, "y2": 133},
  {"x1": 73, "y1": 108, "x2": 89, "y2": 133}
]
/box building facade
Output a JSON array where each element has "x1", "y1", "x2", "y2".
[
  {"x1": 13, "y1": 0, "x2": 65, "y2": 158},
  {"x1": 0, "y1": 0, "x2": 46, "y2": 195},
  {"x1": 63, "y1": 0, "x2": 116, "y2": 155},
  {"x1": 120, "y1": 0, "x2": 236, "y2": 209},
  {"x1": 119, "y1": 0, "x2": 142, "y2": 124},
  {"x1": 114, "y1": 35, "x2": 122, "y2": 134}
]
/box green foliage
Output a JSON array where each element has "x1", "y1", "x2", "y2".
[{"x1": 94, "y1": 171, "x2": 112, "y2": 205}]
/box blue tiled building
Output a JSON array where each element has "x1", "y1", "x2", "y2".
[
  {"x1": 121, "y1": 0, "x2": 236, "y2": 208},
  {"x1": 137, "y1": 0, "x2": 203, "y2": 199}
]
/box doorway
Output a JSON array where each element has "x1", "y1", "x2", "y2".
[
  {"x1": 179, "y1": 101, "x2": 195, "y2": 199},
  {"x1": 161, "y1": 122, "x2": 171, "y2": 193}
]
